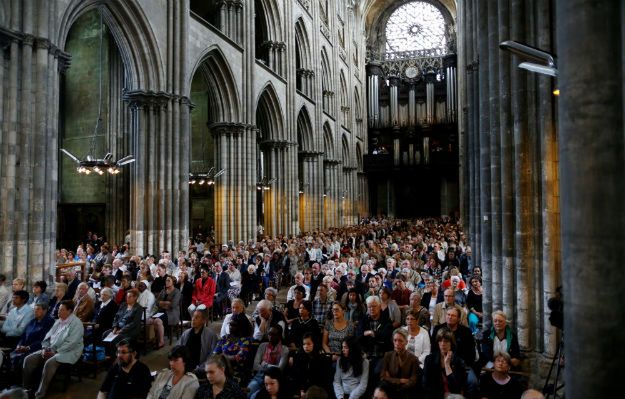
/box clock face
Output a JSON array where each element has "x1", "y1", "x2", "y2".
[{"x1": 405, "y1": 66, "x2": 418, "y2": 78}]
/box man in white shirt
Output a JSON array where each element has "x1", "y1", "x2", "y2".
[{"x1": 137, "y1": 281, "x2": 155, "y2": 319}]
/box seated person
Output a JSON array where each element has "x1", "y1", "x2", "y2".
[
  {"x1": 422, "y1": 328, "x2": 467, "y2": 399},
  {"x1": 431, "y1": 307, "x2": 478, "y2": 397},
  {"x1": 188, "y1": 265, "x2": 216, "y2": 314},
  {"x1": 333, "y1": 337, "x2": 369, "y2": 399},
  {"x1": 248, "y1": 325, "x2": 289, "y2": 397},
  {"x1": 286, "y1": 272, "x2": 311, "y2": 301},
  {"x1": 195, "y1": 354, "x2": 246, "y2": 399},
  {"x1": 47, "y1": 283, "x2": 70, "y2": 320},
  {"x1": 178, "y1": 309, "x2": 219, "y2": 374},
  {"x1": 250, "y1": 365, "x2": 290, "y2": 399},
  {"x1": 290, "y1": 332, "x2": 333, "y2": 396},
  {"x1": 480, "y1": 310, "x2": 521, "y2": 369},
  {"x1": 253, "y1": 300, "x2": 286, "y2": 342},
  {"x1": 431, "y1": 289, "x2": 468, "y2": 328},
  {"x1": 90, "y1": 287, "x2": 118, "y2": 343},
  {"x1": 10, "y1": 302, "x2": 54, "y2": 373},
  {"x1": 220, "y1": 298, "x2": 253, "y2": 338},
  {"x1": 73, "y1": 282, "x2": 95, "y2": 322},
  {"x1": 479, "y1": 351, "x2": 524, "y2": 399},
  {"x1": 213, "y1": 313, "x2": 255, "y2": 383},
  {"x1": 380, "y1": 329, "x2": 420, "y2": 399},
  {"x1": 104, "y1": 289, "x2": 143, "y2": 346},
  {"x1": 357, "y1": 296, "x2": 393, "y2": 380},
  {"x1": 22, "y1": 300, "x2": 84, "y2": 399},
  {"x1": 28, "y1": 281, "x2": 49, "y2": 309},
  {"x1": 137, "y1": 280, "x2": 156, "y2": 319},
  {"x1": 97, "y1": 339, "x2": 152, "y2": 399},
  {"x1": 151, "y1": 275, "x2": 181, "y2": 349},
  {"x1": 1, "y1": 290, "x2": 35, "y2": 348},
  {"x1": 0, "y1": 279, "x2": 26, "y2": 327},
  {"x1": 147, "y1": 345, "x2": 199, "y2": 399},
  {"x1": 287, "y1": 301, "x2": 320, "y2": 350}
]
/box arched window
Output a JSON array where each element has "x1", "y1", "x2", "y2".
[{"x1": 385, "y1": 1, "x2": 446, "y2": 54}]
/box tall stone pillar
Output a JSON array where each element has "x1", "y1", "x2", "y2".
[
  {"x1": 557, "y1": 2, "x2": 625, "y2": 398},
  {"x1": 477, "y1": 0, "x2": 492, "y2": 316},
  {"x1": 126, "y1": 91, "x2": 190, "y2": 256},
  {"x1": 211, "y1": 123, "x2": 257, "y2": 244},
  {"x1": 497, "y1": 0, "x2": 516, "y2": 318},
  {"x1": 0, "y1": 3, "x2": 69, "y2": 282}
]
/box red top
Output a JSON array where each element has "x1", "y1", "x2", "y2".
[{"x1": 192, "y1": 277, "x2": 216, "y2": 307}]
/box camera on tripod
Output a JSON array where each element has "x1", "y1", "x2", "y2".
[{"x1": 547, "y1": 286, "x2": 563, "y2": 330}]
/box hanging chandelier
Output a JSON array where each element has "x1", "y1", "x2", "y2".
[
  {"x1": 189, "y1": 167, "x2": 225, "y2": 186},
  {"x1": 257, "y1": 176, "x2": 276, "y2": 191},
  {"x1": 60, "y1": 7, "x2": 135, "y2": 175}
]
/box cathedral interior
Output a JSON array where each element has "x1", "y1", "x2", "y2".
[{"x1": 0, "y1": 0, "x2": 623, "y2": 398}]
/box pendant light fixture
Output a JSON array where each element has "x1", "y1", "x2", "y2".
[{"x1": 60, "y1": 7, "x2": 135, "y2": 175}]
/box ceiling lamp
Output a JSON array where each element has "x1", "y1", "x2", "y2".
[
  {"x1": 60, "y1": 7, "x2": 135, "y2": 175},
  {"x1": 499, "y1": 40, "x2": 557, "y2": 77},
  {"x1": 256, "y1": 176, "x2": 276, "y2": 191},
  {"x1": 189, "y1": 167, "x2": 225, "y2": 186}
]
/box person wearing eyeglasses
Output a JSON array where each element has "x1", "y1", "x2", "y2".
[{"x1": 98, "y1": 339, "x2": 152, "y2": 399}]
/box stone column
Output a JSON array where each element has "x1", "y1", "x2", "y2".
[
  {"x1": 557, "y1": 2, "x2": 625, "y2": 398},
  {"x1": 511, "y1": 0, "x2": 535, "y2": 350},
  {"x1": 0, "y1": 4, "x2": 69, "y2": 282},
  {"x1": 497, "y1": 0, "x2": 515, "y2": 318},
  {"x1": 211, "y1": 123, "x2": 257, "y2": 244},
  {"x1": 488, "y1": 0, "x2": 501, "y2": 313},
  {"x1": 477, "y1": 0, "x2": 492, "y2": 315}
]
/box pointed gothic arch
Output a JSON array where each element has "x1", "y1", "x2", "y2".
[
  {"x1": 59, "y1": 0, "x2": 164, "y2": 90},
  {"x1": 256, "y1": 83, "x2": 286, "y2": 141},
  {"x1": 323, "y1": 122, "x2": 335, "y2": 160},
  {"x1": 321, "y1": 47, "x2": 333, "y2": 114},
  {"x1": 297, "y1": 106, "x2": 314, "y2": 152},
  {"x1": 191, "y1": 47, "x2": 242, "y2": 123}
]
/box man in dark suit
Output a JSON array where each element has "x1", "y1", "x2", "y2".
[{"x1": 91, "y1": 287, "x2": 119, "y2": 342}]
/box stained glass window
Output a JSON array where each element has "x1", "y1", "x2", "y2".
[{"x1": 385, "y1": 1, "x2": 446, "y2": 54}]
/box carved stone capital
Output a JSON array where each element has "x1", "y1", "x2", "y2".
[{"x1": 124, "y1": 90, "x2": 172, "y2": 109}]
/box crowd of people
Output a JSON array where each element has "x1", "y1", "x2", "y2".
[{"x1": 0, "y1": 217, "x2": 546, "y2": 399}]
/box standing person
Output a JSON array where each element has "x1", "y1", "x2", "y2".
[
  {"x1": 147, "y1": 345, "x2": 199, "y2": 399},
  {"x1": 333, "y1": 337, "x2": 369, "y2": 399},
  {"x1": 97, "y1": 339, "x2": 152, "y2": 399},
  {"x1": 22, "y1": 300, "x2": 84, "y2": 399},
  {"x1": 195, "y1": 354, "x2": 246, "y2": 399}
]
